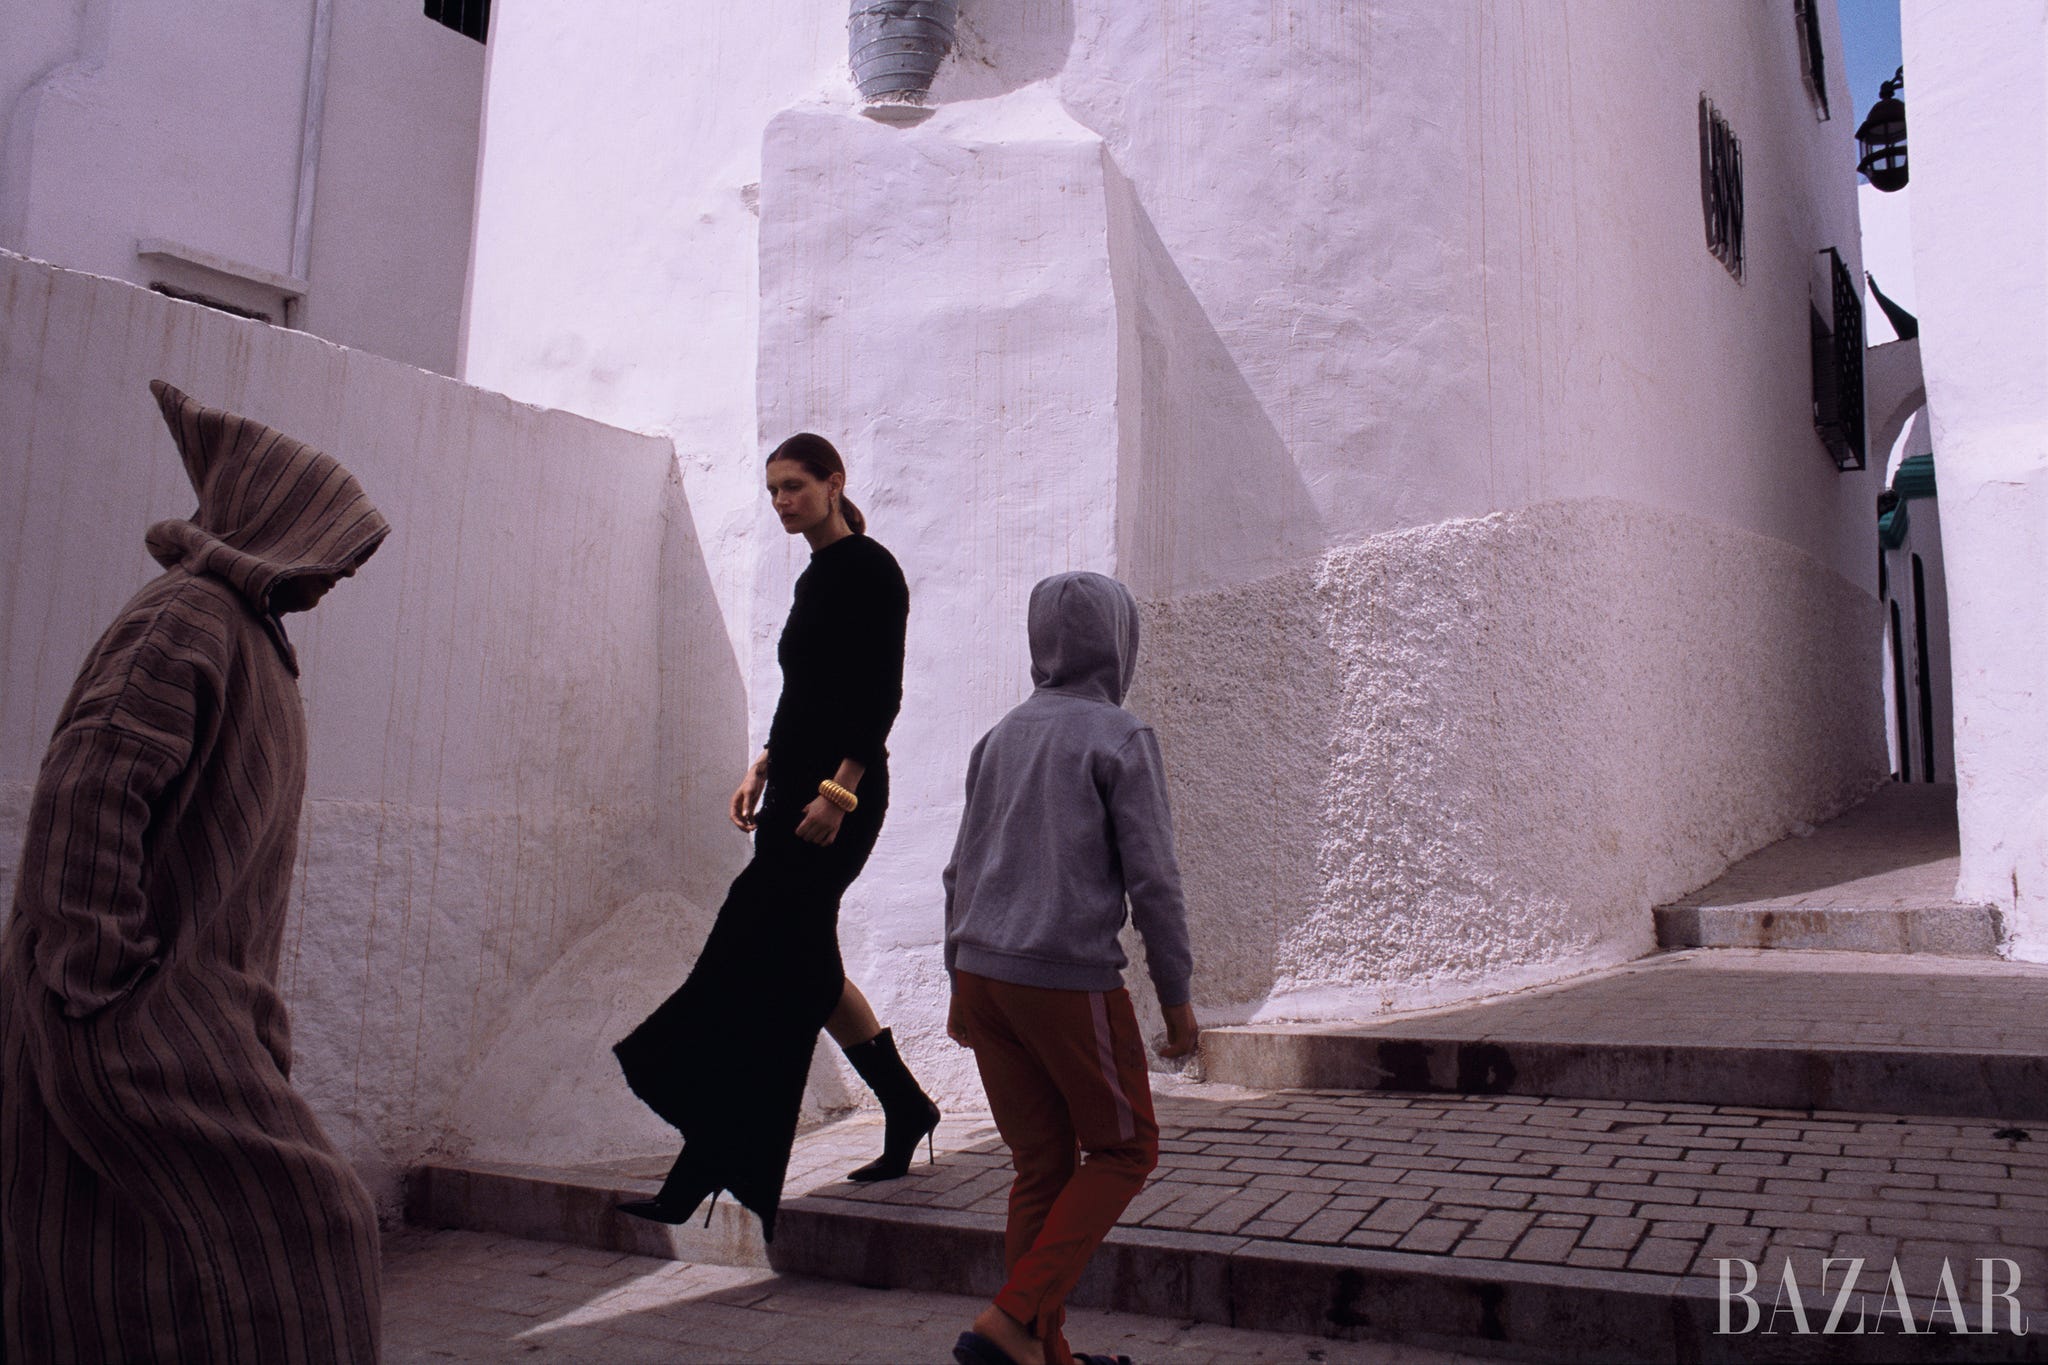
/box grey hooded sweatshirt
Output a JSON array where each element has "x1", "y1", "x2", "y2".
[{"x1": 942, "y1": 572, "x2": 1193, "y2": 1006}]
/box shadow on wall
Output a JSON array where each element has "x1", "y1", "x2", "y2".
[
  {"x1": 929, "y1": 0, "x2": 1075, "y2": 103},
  {"x1": 1102, "y1": 158, "x2": 1326, "y2": 600},
  {"x1": 659, "y1": 466, "x2": 755, "y2": 914}
]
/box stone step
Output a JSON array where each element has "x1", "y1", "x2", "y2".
[
  {"x1": 1653, "y1": 901, "x2": 2002, "y2": 955},
  {"x1": 408, "y1": 1088, "x2": 2048, "y2": 1362},
  {"x1": 1202, "y1": 950, "x2": 2048, "y2": 1119},
  {"x1": 1652, "y1": 783, "x2": 1994, "y2": 956}
]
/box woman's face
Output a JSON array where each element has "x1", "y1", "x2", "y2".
[{"x1": 766, "y1": 459, "x2": 841, "y2": 536}]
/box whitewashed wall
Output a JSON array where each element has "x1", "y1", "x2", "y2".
[
  {"x1": 463, "y1": 1, "x2": 1882, "y2": 1065},
  {"x1": 1901, "y1": 0, "x2": 2048, "y2": 959},
  {"x1": 0, "y1": 0, "x2": 482, "y2": 373},
  {"x1": 0, "y1": 254, "x2": 748, "y2": 1208}
]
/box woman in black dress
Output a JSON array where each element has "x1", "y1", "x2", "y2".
[{"x1": 613, "y1": 433, "x2": 939, "y2": 1238}]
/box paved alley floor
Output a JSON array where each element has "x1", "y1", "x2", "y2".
[{"x1": 381, "y1": 1226, "x2": 1492, "y2": 1364}]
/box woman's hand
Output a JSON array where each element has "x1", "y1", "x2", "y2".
[
  {"x1": 729, "y1": 752, "x2": 768, "y2": 832},
  {"x1": 795, "y1": 795, "x2": 845, "y2": 845},
  {"x1": 946, "y1": 994, "x2": 972, "y2": 1049}
]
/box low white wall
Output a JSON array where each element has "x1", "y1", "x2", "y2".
[
  {"x1": 0, "y1": 253, "x2": 748, "y2": 1209},
  {"x1": 1132, "y1": 498, "x2": 1886, "y2": 1021}
]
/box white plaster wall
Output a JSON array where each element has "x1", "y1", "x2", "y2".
[
  {"x1": 0, "y1": 0, "x2": 481, "y2": 373},
  {"x1": 0, "y1": 254, "x2": 748, "y2": 1209},
  {"x1": 460, "y1": 0, "x2": 850, "y2": 703},
  {"x1": 1900, "y1": 0, "x2": 2048, "y2": 957},
  {"x1": 463, "y1": 0, "x2": 1889, "y2": 1067},
  {"x1": 753, "y1": 94, "x2": 1126, "y2": 1102},
  {"x1": 1129, "y1": 498, "x2": 1883, "y2": 1022},
  {"x1": 291, "y1": 2, "x2": 484, "y2": 374},
  {"x1": 1056, "y1": 0, "x2": 1878, "y2": 597}
]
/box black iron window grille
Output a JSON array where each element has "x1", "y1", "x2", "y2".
[
  {"x1": 426, "y1": 0, "x2": 488, "y2": 43},
  {"x1": 1794, "y1": 0, "x2": 1831, "y2": 120},
  {"x1": 1699, "y1": 98, "x2": 1744, "y2": 280},
  {"x1": 1811, "y1": 248, "x2": 1866, "y2": 469}
]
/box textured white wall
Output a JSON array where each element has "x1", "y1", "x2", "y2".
[
  {"x1": 0, "y1": 254, "x2": 747, "y2": 1208},
  {"x1": 0, "y1": 0, "x2": 481, "y2": 373},
  {"x1": 1901, "y1": 0, "x2": 2048, "y2": 957},
  {"x1": 1131, "y1": 499, "x2": 1883, "y2": 1022}
]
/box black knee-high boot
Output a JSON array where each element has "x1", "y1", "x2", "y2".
[{"x1": 842, "y1": 1027, "x2": 941, "y2": 1182}]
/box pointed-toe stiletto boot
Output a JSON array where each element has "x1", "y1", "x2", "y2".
[
  {"x1": 616, "y1": 1146, "x2": 722, "y2": 1225},
  {"x1": 842, "y1": 1027, "x2": 941, "y2": 1182}
]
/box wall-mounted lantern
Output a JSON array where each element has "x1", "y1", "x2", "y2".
[{"x1": 1856, "y1": 68, "x2": 1908, "y2": 192}]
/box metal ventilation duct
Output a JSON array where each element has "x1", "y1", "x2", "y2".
[{"x1": 850, "y1": 0, "x2": 958, "y2": 104}]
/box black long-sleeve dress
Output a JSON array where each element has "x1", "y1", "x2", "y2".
[{"x1": 615, "y1": 532, "x2": 909, "y2": 1238}]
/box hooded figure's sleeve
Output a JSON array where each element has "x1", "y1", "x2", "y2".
[
  {"x1": 1107, "y1": 725, "x2": 1194, "y2": 1007},
  {"x1": 18, "y1": 722, "x2": 188, "y2": 1018},
  {"x1": 941, "y1": 734, "x2": 989, "y2": 974}
]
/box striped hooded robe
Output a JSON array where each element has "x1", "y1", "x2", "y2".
[{"x1": 0, "y1": 381, "x2": 391, "y2": 1364}]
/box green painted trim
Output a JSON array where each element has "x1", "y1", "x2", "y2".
[
  {"x1": 1879, "y1": 500, "x2": 1911, "y2": 549},
  {"x1": 1893, "y1": 452, "x2": 1937, "y2": 500}
]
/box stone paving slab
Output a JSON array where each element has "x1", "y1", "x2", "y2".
[
  {"x1": 1655, "y1": 783, "x2": 1999, "y2": 954},
  {"x1": 1203, "y1": 951, "x2": 2048, "y2": 1116},
  {"x1": 382, "y1": 1226, "x2": 1489, "y2": 1364},
  {"x1": 1666, "y1": 783, "x2": 1965, "y2": 911},
  {"x1": 411, "y1": 1086, "x2": 2048, "y2": 1361}
]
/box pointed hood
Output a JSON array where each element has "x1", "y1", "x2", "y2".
[
  {"x1": 1027, "y1": 571, "x2": 1140, "y2": 705},
  {"x1": 143, "y1": 381, "x2": 390, "y2": 628}
]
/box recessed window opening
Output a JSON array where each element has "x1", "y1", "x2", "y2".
[
  {"x1": 1794, "y1": 0, "x2": 1832, "y2": 120},
  {"x1": 1699, "y1": 97, "x2": 1745, "y2": 280},
  {"x1": 426, "y1": 0, "x2": 488, "y2": 43},
  {"x1": 1811, "y1": 248, "x2": 1866, "y2": 469},
  {"x1": 149, "y1": 283, "x2": 272, "y2": 324},
  {"x1": 1912, "y1": 554, "x2": 1934, "y2": 781},
  {"x1": 1889, "y1": 599, "x2": 1911, "y2": 781}
]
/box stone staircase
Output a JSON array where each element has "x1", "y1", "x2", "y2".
[{"x1": 410, "y1": 786, "x2": 2048, "y2": 1361}]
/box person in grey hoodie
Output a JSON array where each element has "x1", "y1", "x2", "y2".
[{"x1": 944, "y1": 571, "x2": 1198, "y2": 1365}]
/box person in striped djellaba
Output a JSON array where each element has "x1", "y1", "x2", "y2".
[{"x1": 1, "y1": 380, "x2": 389, "y2": 1364}]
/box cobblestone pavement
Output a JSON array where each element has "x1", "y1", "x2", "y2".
[
  {"x1": 1322, "y1": 948, "x2": 2048, "y2": 1052},
  {"x1": 814, "y1": 1087, "x2": 2048, "y2": 1308},
  {"x1": 382, "y1": 1227, "x2": 1492, "y2": 1363}
]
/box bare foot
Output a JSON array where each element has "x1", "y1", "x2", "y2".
[{"x1": 970, "y1": 1305, "x2": 1044, "y2": 1365}]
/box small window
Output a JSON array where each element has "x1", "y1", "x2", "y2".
[
  {"x1": 1794, "y1": 0, "x2": 1832, "y2": 120},
  {"x1": 1811, "y1": 248, "x2": 1866, "y2": 469},
  {"x1": 151, "y1": 283, "x2": 272, "y2": 324},
  {"x1": 1699, "y1": 97, "x2": 1745, "y2": 281},
  {"x1": 426, "y1": 0, "x2": 488, "y2": 43}
]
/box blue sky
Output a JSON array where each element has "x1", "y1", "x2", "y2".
[{"x1": 1838, "y1": 0, "x2": 1904, "y2": 115}]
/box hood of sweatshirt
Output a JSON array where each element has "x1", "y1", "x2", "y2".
[
  {"x1": 142, "y1": 382, "x2": 390, "y2": 667},
  {"x1": 1027, "y1": 571, "x2": 1139, "y2": 705}
]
